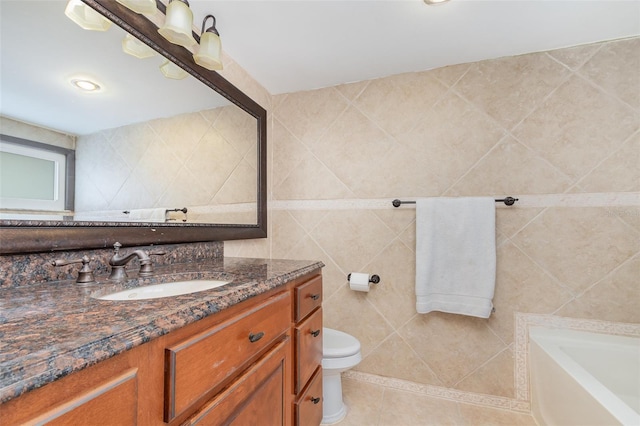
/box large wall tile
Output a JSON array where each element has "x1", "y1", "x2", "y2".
[
  {"x1": 273, "y1": 87, "x2": 349, "y2": 146},
  {"x1": 449, "y1": 135, "x2": 573, "y2": 196},
  {"x1": 309, "y1": 106, "x2": 397, "y2": 197},
  {"x1": 356, "y1": 332, "x2": 442, "y2": 386},
  {"x1": 488, "y1": 241, "x2": 573, "y2": 343},
  {"x1": 454, "y1": 52, "x2": 570, "y2": 130},
  {"x1": 578, "y1": 37, "x2": 640, "y2": 109},
  {"x1": 364, "y1": 240, "x2": 416, "y2": 329},
  {"x1": 398, "y1": 313, "x2": 506, "y2": 386},
  {"x1": 454, "y1": 346, "x2": 515, "y2": 398},
  {"x1": 353, "y1": 71, "x2": 448, "y2": 139},
  {"x1": 273, "y1": 156, "x2": 354, "y2": 200},
  {"x1": 323, "y1": 285, "x2": 395, "y2": 357},
  {"x1": 512, "y1": 76, "x2": 638, "y2": 181},
  {"x1": 547, "y1": 43, "x2": 601, "y2": 71},
  {"x1": 555, "y1": 255, "x2": 640, "y2": 323},
  {"x1": 309, "y1": 210, "x2": 396, "y2": 273},
  {"x1": 511, "y1": 207, "x2": 639, "y2": 293},
  {"x1": 574, "y1": 132, "x2": 640, "y2": 193},
  {"x1": 399, "y1": 92, "x2": 505, "y2": 191}
]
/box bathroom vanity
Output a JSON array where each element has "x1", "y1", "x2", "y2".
[{"x1": 0, "y1": 257, "x2": 324, "y2": 425}]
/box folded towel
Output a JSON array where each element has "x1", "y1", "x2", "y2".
[
  {"x1": 128, "y1": 208, "x2": 166, "y2": 222},
  {"x1": 415, "y1": 197, "x2": 496, "y2": 318}
]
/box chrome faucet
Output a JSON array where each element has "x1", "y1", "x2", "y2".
[{"x1": 108, "y1": 242, "x2": 166, "y2": 281}]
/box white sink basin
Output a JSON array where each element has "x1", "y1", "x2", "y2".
[{"x1": 96, "y1": 280, "x2": 230, "y2": 301}]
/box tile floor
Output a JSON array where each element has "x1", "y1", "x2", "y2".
[{"x1": 326, "y1": 377, "x2": 538, "y2": 426}]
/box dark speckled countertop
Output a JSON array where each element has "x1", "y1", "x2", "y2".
[{"x1": 0, "y1": 257, "x2": 323, "y2": 403}]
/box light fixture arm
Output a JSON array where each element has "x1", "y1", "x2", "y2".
[{"x1": 201, "y1": 14, "x2": 220, "y2": 36}]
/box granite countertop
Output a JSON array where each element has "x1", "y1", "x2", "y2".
[{"x1": 0, "y1": 257, "x2": 323, "y2": 403}]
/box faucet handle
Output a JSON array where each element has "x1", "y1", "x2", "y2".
[
  {"x1": 139, "y1": 250, "x2": 166, "y2": 276},
  {"x1": 51, "y1": 255, "x2": 96, "y2": 284},
  {"x1": 113, "y1": 242, "x2": 122, "y2": 253}
]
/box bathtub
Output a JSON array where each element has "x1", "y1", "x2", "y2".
[{"x1": 529, "y1": 327, "x2": 640, "y2": 426}]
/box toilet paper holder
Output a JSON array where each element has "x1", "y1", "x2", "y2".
[{"x1": 347, "y1": 273, "x2": 380, "y2": 284}]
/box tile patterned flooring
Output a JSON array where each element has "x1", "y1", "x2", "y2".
[{"x1": 325, "y1": 377, "x2": 538, "y2": 426}]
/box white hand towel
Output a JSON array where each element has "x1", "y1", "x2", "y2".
[
  {"x1": 128, "y1": 208, "x2": 166, "y2": 222},
  {"x1": 415, "y1": 197, "x2": 496, "y2": 318}
]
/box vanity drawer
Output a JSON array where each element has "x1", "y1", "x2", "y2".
[
  {"x1": 182, "y1": 338, "x2": 289, "y2": 426},
  {"x1": 295, "y1": 367, "x2": 323, "y2": 426},
  {"x1": 294, "y1": 274, "x2": 323, "y2": 322},
  {"x1": 295, "y1": 307, "x2": 323, "y2": 393},
  {"x1": 165, "y1": 292, "x2": 291, "y2": 422}
]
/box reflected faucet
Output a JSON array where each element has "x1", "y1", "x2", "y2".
[{"x1": 108, "y1": 242, "x2": 166, "y2": 281}]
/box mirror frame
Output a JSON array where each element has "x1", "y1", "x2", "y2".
[{"x1": 0, "y1": 0, "x2": 267, "y2": 254}]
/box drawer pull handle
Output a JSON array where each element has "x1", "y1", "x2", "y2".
[
  {"x1": 309, "y1": 294, "x2": 320, "y2": 301},
  {"x1": 311, "y1": 397, "x2": 321, "y2": 404},
  {"x1": 248, "y1": 332, "x2": 265, "y2": 343},
  {"x1": 310, "y1": 329, "x2": 320, "y2": 337}
]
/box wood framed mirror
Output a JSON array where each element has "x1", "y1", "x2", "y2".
[{"x1": 0, "y1": 0, "x2": 267, "y2": 254}]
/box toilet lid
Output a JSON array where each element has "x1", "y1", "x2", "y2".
[{"x1": 323, "y1": 327, "x2": 361, "y2": 358}]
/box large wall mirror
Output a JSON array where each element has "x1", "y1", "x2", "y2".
[{"x1": 0, "y1": 0, "x2": 267, "y2": 254}]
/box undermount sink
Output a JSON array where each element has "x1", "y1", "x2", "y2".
[{"x1": 95, "y1": 280, "x2": 230, "y2": 301}]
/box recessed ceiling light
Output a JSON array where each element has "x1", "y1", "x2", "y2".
[
  {"x1": 71, "y1": 78, "x2": 101, "y2": 92},
  {"x1": 423, "y1": 0, "x2": 450, "y2": 4}
]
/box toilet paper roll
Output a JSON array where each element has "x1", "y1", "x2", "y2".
[{"x1": 349, "y1": 272, "x2": 371, "y2": 292}]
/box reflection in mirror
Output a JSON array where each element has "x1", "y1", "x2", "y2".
[{"x1": 0, "y1": 0, "x2": 258, "y2": 225}]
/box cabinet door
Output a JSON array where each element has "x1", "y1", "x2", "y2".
[
  {"x1": 29, "y1": 368, "x2": 138, "y2": 425},
  {"x1": 183, "y1": 338, "x2": 289, "y2": 426}
]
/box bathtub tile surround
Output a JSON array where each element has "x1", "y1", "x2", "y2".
[{"x1": 250, "y1": 35, "x2": 640, "y2": 412}]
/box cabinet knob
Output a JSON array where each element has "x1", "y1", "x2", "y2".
[
  {"x1": 311, "y1": 397, "x2": 321, "y2": 404},
  {"x1": 310, "y1": 329, "x2": 320, "y2": 337},
  {"x1": 248, "y1": 332, "x2": 264, "y2": 343},
  {"x1": 309, "y1": 294, "x2": 320, "y2": 301}
]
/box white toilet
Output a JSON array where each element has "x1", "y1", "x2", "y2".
[{"x1": 322, "y1": 327, "x2": 362, "y2": 424}]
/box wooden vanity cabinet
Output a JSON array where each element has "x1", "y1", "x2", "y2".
[{"x1": 0, "y1": 270, "x2": 324, "y2": 426}]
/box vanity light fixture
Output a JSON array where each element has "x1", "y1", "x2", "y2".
[
  {"x1": 71, "y1": 78, "x2": 101, "y2": 92},
  {"x1": 122, "y1": 34, "x2": 158, "y2": 59},
  {"x1": 158, "y1": 0, "x2": 197, "y2": 49},
  {"x1": 160, "y1": 60, "x2": 188, "y2": 80},
  {"x1": 64, "y1": 0, "x2": 112, "y2": 31},
  {"x1": 115, "y1": 0, "x2": 157, "y2": 15},
  {"x1": 193, "y1": 15, "x2": 223, "y2": 71}
]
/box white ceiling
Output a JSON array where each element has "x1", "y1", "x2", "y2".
[
  {"x1": 188, "y1": 0, "x2": 640, "y2": 94},
  {"x1": 0, "y1": 1, "x2": 230, "y2": 135},
  {"x1": 0, "y1": 1, "x2": 638, "y2": 135}
]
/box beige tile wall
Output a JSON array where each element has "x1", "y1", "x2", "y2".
[
  {"x1": 72, "y1": 52, "x2": 269, "y2": 222},
  {"x1": 237, "y1": 37, "x2": 640, "y2": 399}
]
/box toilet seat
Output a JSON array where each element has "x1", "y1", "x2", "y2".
[{"x1": 323, "y1": 327, "x2": 361, "y2": 358}]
